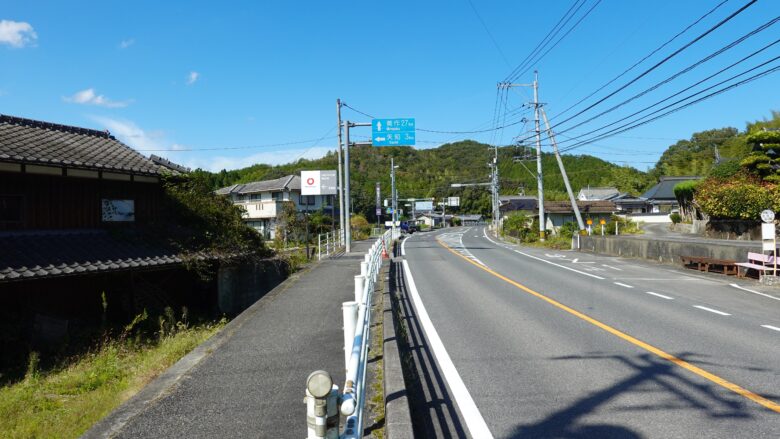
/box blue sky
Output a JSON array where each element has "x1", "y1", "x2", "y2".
[{"x1": 1, "y1": 0, "x2": 778, "y2": 172}]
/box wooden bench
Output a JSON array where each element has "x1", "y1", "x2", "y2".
[
  {"x1": 735, "y1": 252, "x2": 778, "y2": 278},
  {"x1": 680, "y1": 255, "x2": 738, "y2": 276}
]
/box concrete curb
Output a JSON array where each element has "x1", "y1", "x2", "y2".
[
  {"x1": 382, "y1": 256, "x2": 415, "y2": 439},
  {"x1": 81, "y1": 261, "x2": 317, "y2": 439}
]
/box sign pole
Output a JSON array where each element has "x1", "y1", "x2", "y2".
[
  {"x1": 336, "y1": 100, "x2": 345, "y2": 246},
  {"x1": 344, "y1": 122, "x2": 352, "y2": 253}
]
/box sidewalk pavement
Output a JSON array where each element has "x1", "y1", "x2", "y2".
[{"x1": 83, "y1": 240, "x2": 374, "y2": 439}]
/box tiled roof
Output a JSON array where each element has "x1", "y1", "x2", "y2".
[
  {"x1": 216, "y1": 175, "x2": 299, "y2": 195},
  {"x1": 0, "y1": 114, "x2": 176, "y2": 176},
  {"x1": 578, "y1": 187, "x2": 619, "y2": 200},
  {"x1": 545, "y1": 200, "x2": 616, "y2": 214},
  {"x1": 641, "y1": 176, "x2": 702, "y2": 201},
  {"x1": 500, "y1": 197, "x2": 538, "y2": 212},
  {"x1": 0, "y1": 229, "x2": 195, "y2": 282}
]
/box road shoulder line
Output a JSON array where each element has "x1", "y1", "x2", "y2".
[{"x1": 400, "y1": 260, "x2": 494, "y2": 438}]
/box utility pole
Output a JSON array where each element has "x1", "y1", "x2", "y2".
[
  {"x1": 344, "y1": 121, "x2": 352, "y2": 252},
  {"x1": 541, "y1": 107, "x2": 585, "y2": 232},
  {"x1": 336, "y1": 99, "x2": 345, "y2": 244},
  {"x1": 533, "y1": 71, "x2": 545, "y2": 241}
]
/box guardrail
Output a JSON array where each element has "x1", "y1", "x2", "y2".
[
  {"x1": 305, "y1": 228, "x2": 398, "y2": 438},
  {"x1": 317, "y1": 229, "x2": 344, "y2": 261}
]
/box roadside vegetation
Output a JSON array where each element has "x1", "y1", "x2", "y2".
[
  {"x1": 0, "y1": 309, "x2": 225, "y2": 439},
  {"x1": 501, "y1": 211, "x2": 641, "y2": 249}
]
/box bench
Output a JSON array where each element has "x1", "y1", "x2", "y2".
[
  {"x1": 735, "y1": 252, "x2": 778, "y2": 278},
  {"x1": 680, "y1": 255, "x2": 738, "y2": 276}
]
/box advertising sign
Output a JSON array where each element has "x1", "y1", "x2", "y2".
[
  {"x1": 447, "y1": 197, "x2": 460, "y2": 207},
  {"x1": 101, "y1": 199, "x2": 135, "y2": 222},
  {"x1": 301, "y1": 170, "x2": 338, "y2": 195}
]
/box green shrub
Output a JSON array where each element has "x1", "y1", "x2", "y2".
[
  {"x1": 669, "y1": 213, "x2": 682, "y2": 224},
  {"x1": 710, "y1": 160, "x2": 741, "y2": 179},
  {"x1": 695, "y1": 175, "x2": 775, "y2": 219}
]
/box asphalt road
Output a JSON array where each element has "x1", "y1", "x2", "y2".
[{"x1": 399, "y1": 226, "x2": 780, "y2": 438}]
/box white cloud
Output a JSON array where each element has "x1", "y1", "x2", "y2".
[
  {"x1": 119, "y1": 38, "x2": 134, "y2": 49},
  {"x1": 90, "y1": 116, "x2": 166, "y2": 151},
  {"x1": 0, "y1": 20, "x2": 37, "y2": 48},
  {"x1": 193, "y1": 146, "x2": 334, "y2": 172},
  {"x1": 64, "y1": 88, "x2": 131, "y2": 108},
  {"x1": 186, "y1": 71, "x2": 200, "y2": 85}
]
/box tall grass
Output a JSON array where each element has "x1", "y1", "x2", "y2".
[{"x1": 0, "y1": 312, "x2": 225, "y2": 439}]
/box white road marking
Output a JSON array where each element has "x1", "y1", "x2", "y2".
[
  {"x1": 761, "y1": 325, "x2": 780, "y2": 332},
  {"x1": 571, "y1": 258, "x2": 594, "y2": 264},
  {"x1": 694, "y1": 305, "x2": 731, "y2": 316},
  {"x1": 729, "y1": 283, "x2": 780, "y2": 302},
  {"x1": 545, "y1": 253, "x2": 567, "y2": 258},
  {"x1": 401, "y1": 236, "x2": 407, "y2": 256},
  {"x1": 401, "y1": 260, "x2": 494, "y2": 438},
  {"x1": 602, "y1": 264, "x2": 623, "y2": 271},
  {"x1": 482, "y1": 228, "x2": 605, "y2": 280},
  {"x1": 645, "y1": 291, "x2": 674, "y2": 300},
  {"x1": 614, "y1": 282, "x2": 634, "y2": 289}
]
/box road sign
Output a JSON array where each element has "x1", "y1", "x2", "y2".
[
  {"x1": 599, "y1": 218, "x2": 606, "y2": 225},
  {"x1": 761, "y1": 209, "x2": 775, "y2": 223},
  {"x1": 586, "y1": 218, "x2": 593, "y2": 225},
  {"x1": 447, "y1": 197, "x2": 460, "y2": 207},
  {"x1": 415, "y1": 201, "x2": 433, "y2": 211},
  {"x1": 301, "y1": 170, "x2": 337, "y2": 195},
  {"x1": 372, "y1": 118, "x2": 415, "y2": 146}
]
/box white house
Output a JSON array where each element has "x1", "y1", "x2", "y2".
[{"x1": 216, "y1": 175, "x2": 334, "y2": 239}]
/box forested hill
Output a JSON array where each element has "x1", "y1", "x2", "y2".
[{"x1": 193, "y1": 140, "x2": 654, "y2": 217}]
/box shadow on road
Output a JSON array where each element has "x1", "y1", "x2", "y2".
[
  {"x1": 508, "y1": 352, "x2": 773, "y2": 438},
  {"x1": 390, "y1": 260, "x2": 468, "y2": 438}
]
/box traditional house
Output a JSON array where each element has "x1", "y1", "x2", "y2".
[
  {"x1": 641, "y1": 176, "x2": 702, "y2": 213},
  {"x1": 577, "y1": 186, "x2": 620, "y2": 201},
  {"x1": 499, "y1": 195, "x2": 538, "y2": 215},
  {"x1": 216, "y1": 175, "x2": 335, "y2": 239},
  {"x1": 455, "y1": 214, "x2": 483, "y2": 226},
  {"x1": 0, "y1": 114, "x2": 204, "y2": 350},
  {"x1": 544, "y1": 200, "x2": 617, "y2": 233}
]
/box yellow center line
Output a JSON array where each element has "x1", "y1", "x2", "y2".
[{"x1": 436, "y1": 237, "x2": 780, "y2": 414}]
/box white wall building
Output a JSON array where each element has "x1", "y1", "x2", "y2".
[{"x1": 216, "y1": 175, "x2": 334, "y2": 239}]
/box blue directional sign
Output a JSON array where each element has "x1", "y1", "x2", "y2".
[{"x1": 372, "y1": 118, "x2": 415, "y2": 146}]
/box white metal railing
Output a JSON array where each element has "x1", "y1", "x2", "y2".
[
  {"x1": 305, "y1": 228, "x2": 396, "y2": 439},
  {"x1": 340, "y1": 228, "x2": 392, "y2": 439},
  {"x1": 317, "y1": 229, "x2": 345, "y2": 261}
]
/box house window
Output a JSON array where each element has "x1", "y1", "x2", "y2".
[
  {"x1": 250, "y1": 194, "x2": 262, "y2": 200},
  {"x1": 272, "y1": 192, "x2": 283, "y2": 201},
  {"x1": 299, "y1": 195, "x2": 315, "y2": 206},
  {"x1": 0, "y1": 195, "x2": 23, "y2": 222}
]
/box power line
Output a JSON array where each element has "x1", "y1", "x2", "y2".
[
  {"x1": 559, "y1": 61, "x2": 780, "y2": 153},
  {"x1": 135, "y1": 135, "x2": 338, "y2": 152},
  {"x1": 503, "y1": 0, "x2": 586, "y2": 82},
  {"x1": 544, "y1": 0, "x2": 758, "y2": 133},
  {"x1": 552, "y1": 26, "x2": 780, "y2": 143},
  {"x1": 466, "y1": 0, "x2": 511, "y2": 67},
  {"x1": 552, "y1": 0, "x2": 731, "y2": 121},
  {"x1": 509, "y1": 0, "x2": 603, "y2": 82}
]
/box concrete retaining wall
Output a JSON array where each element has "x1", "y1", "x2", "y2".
[{"x1": 578, "y1": 235, "x2": 761, "y2": 265}]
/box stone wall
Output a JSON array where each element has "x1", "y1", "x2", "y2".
[
  {"x1": 217, "y1": 259, "x2": 289, "y2": 315},
  {"x1": 578, "y1": 235, "x2": 760, "y2": 265}
]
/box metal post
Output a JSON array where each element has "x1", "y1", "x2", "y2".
[
  {"x1": 318, "y1": 234, "x2": 322, "y2": 260},
  {"x1": 344, "y1": 121, "x2": 352, "y2": 253},
  {"x1": 534, "y1": 71, "x2": 545, "y2": 241},
  {"x1": 616, "y1": 221, "x2": 619, "y2": 235},
  {"x1": 391, "y1": 158, "x2": 397, "y2": 237},
  {"x1": 354, "y1": 274, "x2": 365, "y2": 303},
  {"x1": 342, "y1": 302, "x2": 358, "y2": 370},
  {"x1": 541, "y1": 108, "x2": 585, "y2": 233},
  {"x1": 336, "y1": 100, "x2": 346, "y2": 246}
]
